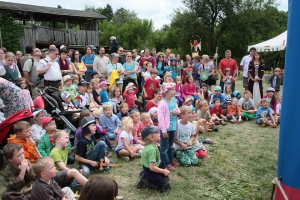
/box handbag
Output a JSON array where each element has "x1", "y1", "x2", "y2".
[{"x1": 206, "y1": 75, "x2": 216, "y2": 85}]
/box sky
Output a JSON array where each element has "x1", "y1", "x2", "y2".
[{"x1": 2, "y1": 0, "x2": 288, "y2": 30}]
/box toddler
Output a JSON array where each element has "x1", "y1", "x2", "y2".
[
  {"x1": 62, "y1": 75, "x2": 77, "y2": 103},
  {"x1": 31, "y1": 109, "x2": 47, "y2": 144},
  {"x1": 18, "y1": 78, "x2": 34, "y2": 111},
  {"x1": 61, "y1": 91, "x2": 80, "y2": 117},
  {"x1": 149, "y1": 107, "x2": 158, "y2": 126},
  {"x1": 123, "y1": 85, "x2": 138, "y2": 111},
  {"x1": 130, "y1": 110, "x2": 144, "y2": 145},
  {"x1": 256, "y1": 98, "x2": 278, "y2": 127},
  {"x1": 140, "y1": 112, "x2": 154, "y2": 131},
  {"x1": 222, "y1": 68, "x2": 234, "y2": 92},
  {"x1": 227, "y1": 97, "x2": 245, "y2": 123},
  {"x1": 183, "y1": 96, "x2": 196, "y2": 111}
]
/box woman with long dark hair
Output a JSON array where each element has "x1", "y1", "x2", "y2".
[
  {"x1": 156, "y1": 52, "x2": 168, "y2": 80},
  {"x1": 58, "y1": 48, "x2": 73, "y2": 77},
  {"x1": 71, "y1": 50, "x2": 87, "y2": 80},
  {"x1": 248, "y1": 52, "x2": 264, "y2": 105}
]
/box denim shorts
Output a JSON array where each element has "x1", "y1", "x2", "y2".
[{"x1": 115, "y1": 148, "x2": 123, "y2": 157}]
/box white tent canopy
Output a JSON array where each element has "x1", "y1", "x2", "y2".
[{"x1": 247, "y1": 31, "x2": 287, "y2": 52}]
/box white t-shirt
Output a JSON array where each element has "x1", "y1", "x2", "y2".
[
  {"x1": 276, "y1": 103, "x2": 281, "y2": 114},
  {"x1": 31, "y1": 124, "x2": 46, "y2": 143},
  {"x1": 77, "y1": 92, "x2": 89, "y2": 107},
  {"x1": 62, "y1": 102, "x2": 75, "y2": 111},
  {"x1": 115, "y1": 130, "x2": 133, "y2": 151},
  {"x1": 240, "y1": 55, "x2": 253, "y2": 78},
  {"x1": 238, "y1": 98, "x2": 255, "y2": 110},
  {"x1": 37, "y1": 57, "x2": 62, "y2": 81},
  {"x1": 174, "y1": 120, "x2": 196, "y2": 149}
]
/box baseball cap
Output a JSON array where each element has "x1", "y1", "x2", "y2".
[
  {"x1": 78, "y1": 80, "x2": 90, "y2": 87},
  {"x1": 42, "y1": 117, "x2": 54, "y2": 128},
  {"x1": 141, "y1": 125, "x2": 161, "y2": 140},
  {"x1": 61, "y1": 91, "x2": 71, "y2": 99},
  {"x1": 214, "y1": 86, "x2": 222, "y2": 91},
  {"x1": 81, "y1": 117, "x2": 96, "y2": 128},
  {"x1": 63, "y1": 75, "x2": 73, "y2": 82},
  {"x1": 110, "y1": 36, "x2": 116, "y2": 41},
  {"x1": 99, "y1": 81, "x2": 110, "y2": 87},
  {"x1": 33, "y1": 109, "x2": 47, "y2": 118}
]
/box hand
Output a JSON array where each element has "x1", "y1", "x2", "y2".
[
  {"x1": 271, "y1": 123, "x2": 277, "y2": 128},
  {"x1": 130, "y1": 152, "x2": 137, "y2": 158},
  {"x1": 163, "y1": 169, "x2": 171, "y2": 176},
  {"x1": 19, "y1": 159, "x2": 28, "y2": 171},
  {"x1": 144, "y1": 93, "x2": 148, "y2": 98},
  {"x1": 28, "y1": 82, "x2": 34, "y2": 87},
  {"x1": 234, "y1": 77, "x2": 238, "y2": 81},
  {"x1": 90, "y1": 161, "x2": 99, "y2": 167},
  {"x1": 238, "y1": 118, "x2": 242, "y2": 122},
  {"x1": 163, "y1": 132, "x2": 168, "y2": 138},
  {"x1": 180, "y1": 143, "x2": 187, "y2": 149},
  {"x1": 198, "y1": 119, "x2": 206, "y2": 124},
  {"x1": 187, "y1": 141, "x2": 192, "y2": 146},
  {"x1": 172, "y1": 109, "x2": 179, "y2": 115},
  {"x1": 114, "y1": 130, "x2": 118, "y2": 134}
]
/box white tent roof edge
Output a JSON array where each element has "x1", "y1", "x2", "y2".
[{"x1": 247, "y1": 31, "x2": 287, "y2": 52}]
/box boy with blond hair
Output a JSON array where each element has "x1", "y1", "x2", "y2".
[
  {"x1": 196, "y1": 100, "x2": 218, "y2": 132},
  {"x1": 31, "y1": 157, "x2": 75, "y2": 200},
  {"x1": 100, "y1": 104, "x2": 121, "y2": 140},
  {"x1": 256, "y1": 98, "x2": 278, "y2": 127},
  {"x1": 2, "y1": 143, "x2": 36, "y2": 199},
  {"x1": 7, "y1": 121, "x2": 39, "y2": 163}
]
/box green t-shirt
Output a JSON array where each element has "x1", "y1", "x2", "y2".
[
  {"x1": 49, "y1": 147, "x2": 68, "y2": 171},
  {"x1": 141, "y1": 144, "x2": 160, "y2": 168}
]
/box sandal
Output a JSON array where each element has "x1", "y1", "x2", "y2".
[{"x1": 204, "y1": 139, "x2": 213, "y2": 144}]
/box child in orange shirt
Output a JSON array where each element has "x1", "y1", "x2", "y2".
[
  {"x1": 226, "y1": 97, "x2": 245, "y2": 123},
  {"x1": 7, "y1": 121, "x2": 39, "y2": 163}
]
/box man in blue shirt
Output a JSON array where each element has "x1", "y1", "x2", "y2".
[{"x1": 82, "y1": 46, "x2": 96, "y2": 82}]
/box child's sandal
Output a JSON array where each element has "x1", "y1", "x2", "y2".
[{"x1": 204, "y1": 139, "x2": 213, "y2": 144}]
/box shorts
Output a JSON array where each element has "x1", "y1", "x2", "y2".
[
  {"x1": 243, "y1": 77, "x2": 249, "y2": 88},
  {"x1": 53, "y1": 169, "x2": 73, "y2": 188},
  {"x1": 115, "y1": 148, "x2": 123, "y2": 157}
]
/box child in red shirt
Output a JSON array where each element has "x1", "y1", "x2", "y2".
[
  {"x1": 183, "y1": 62, "x2": 193, "y2": 84},
  {"x1": 123, "y1": 85, "x2": 138, "y2": 111},
  {"x1": 210, "y1": 98, "x2": 227, "y2": 125},
  {"x1": 143, "y1": 69, "x2": 160, "y2": 100}
]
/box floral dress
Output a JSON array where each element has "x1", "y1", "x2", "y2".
[{"x1": 0, "y1": 79, "x2": 27, "y2": 117}]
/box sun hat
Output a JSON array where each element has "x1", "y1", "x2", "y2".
[
  {"x1": 156, "y1": 52, "x2": 165, "y2": 58},
  {"x1": 141, "y1": 125, "x2": 161, "y2": 140},
  {"x1": 214, "y1": 86, "x2": 222, "y2": 91},
  {"x1": 99, "y1": 81, "x2": 110, "y2": 87},
  {"x1": 42, "y1": 117, "x2": 54, "y2": 128},
  {"x1": 161, "y1": 83, "x2": 176, "y2": 94},
  {"x1": 170, "y1": 58, "x2": 178, "y2": 62},
  {"x1": 127, "y1": 82, "x2": 135, "y2": 86},
  {"x1": 184, "y1": 96, "x2": 194, "y2": 104},
  {"x1": 61, "y1": 91, "x2": 71, "y2": 99},
  {"x1": 63, "y1": 75, "x2": 73, "y2": 82},
  {"x1": 33, "y1": 109, "x2": 47, "y2": 118},
  {"x1": 126, "y1": 85, "x2": 134, "y2": 90},
  {"x1": 148, "y1": 107, "x2": 157, "y2": 116},
  {"x1": 266, "y1": 87, "x2": 275, "y2": 92},
  {"x1": 81, "y1": 117, "x2": 96, "y2": 128}
]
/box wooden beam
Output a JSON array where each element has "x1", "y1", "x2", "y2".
[
  {"x1": 30, "y1": 13, "x2": 34, "y2": 25},
  {"x1": 95, "y1": 19, "x2": 99, "y2": 32},
  {"x1": 65, "y1": 17, "x2": 68, "y2": 30},
  {"x1": 22, "y1": 12, "x2": 25, "y2": 25}
]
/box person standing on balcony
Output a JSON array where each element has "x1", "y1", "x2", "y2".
[
  {"x1": 82, "y1": 45, "x2": 96, "y2": 82},
  {"x1": 109, "y1": 36, "x2": 119, "y2": 55}
]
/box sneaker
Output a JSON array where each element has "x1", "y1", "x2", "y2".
[
  {"x1": 136, "y1": 172, "x2": 145, "y2": 189},
  {"x1": 110, "y1": 145, "x2": 115, "y2": 151},
  {"x1": 244, "y1": 117, "x2": 249, "y2": 121},
  {"x1": 103, "y1": 166, "x2": 112, "y2": 171},
  {"x1": 105, "y1": 151, "x2": 112, "y2": 158},
  {"x1": 214, "y1": 121, "x2": 220, "y2": 125},
  {"x1": 212, "y1": 127, "x2": 218, "y2": 132},
  {"x1": 137, "y1": 152, "x2": 142, "y2": 158},
  {"x1": 230, "y1": 119, "x2": 234, "y2": 122},
  {"x1": 220, "y1": 120, "x2": 226, "y2": 125},
  {"x1": 121, "y1": 156, "x2": 130, "y2": 162},
  {"x1": 166, "y1": 164, "x2": 176, "y2": 171},
  {"x1": 171, "y1": 160, "x2": 180, "y2": 167}
]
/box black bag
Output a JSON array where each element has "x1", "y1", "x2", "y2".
[{"x1": 206, "y1": 75, "x2": 216, "y2": 85}]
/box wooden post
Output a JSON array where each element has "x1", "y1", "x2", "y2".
[
  {"x1": 53, "y1": 21, "x2": 56, "y2": 28},
  {"x1": 22, "y1": 12, "x2": 25, "y2": 25},
  {"x1": 65, "y1": 17, "x2": 68, "y2": 30},
  {"x1": 95, "y1": 19, "x2": 98, "y2": 32},
  {"x1": 30, "y1": 13, "x2": 34, "y2": 25}
]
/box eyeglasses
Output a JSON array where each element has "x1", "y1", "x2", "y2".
[{"x1": 132, "y1": 51, "x2": 136, "y2": 53}]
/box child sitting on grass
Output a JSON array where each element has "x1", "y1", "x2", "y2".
[
  {"x1": 99, "y1": 81, "x2": 117, "y2": 113},
  {"x1": 174, "y1": 106, "x2": 199, "y2": 166},
  {"x1": 256, "y1": 98, "x2": 278, "y2": 127},
  {"x1": 117, "y1": 103, "x2": 130, "y2": 121},
  {"x1": 75, "y1": 117, "x2": 112, "y2": 171},
  {"x1": 115, "y1": 117, "x2": 142, "y2": 162},
  {"x1": 7, "y1": 121, "x2": 39, "y2": 163},
  {"x1": 238, "y1": 90, "x2": 257, "y2": 120},
  {"x1": 31, "y1": 109, "x2": 47, "y2": 144},
  {"x1": 227, "y1": 97, "x2": 245, "y2": 123},
  {"x1": 209, "y1": 86, "x2": 225, "y2": 109},
  {"x1": 137, "y1": 126, "x2": 171, "y2": 192},
  {"x1": 130, "y1": 110, "x2": 145, "y2": 145},
  {"x1": 140, "y1": 112, "x2": 154, "y2": 130},
  {"x1": 49, "y1": 130, "x2": 88, "y2": 189},
  {"x1": 196, "y1": 100, "x2": 218, "y2": 132},
  {"x1": 210, "y1": 98, "x2": 227, "y2": 125},
  {"x1": 149, "y1": 107, "x2": 158, "y2": 126},
  {"x1": 111, "y1": 87, "x2": 124, "y2": 111},
  {"x1": 183, "y1": 96, "x2": 196, "y2": 111},
  {"x1": 100, "y1": 104, "x2": 121, "y2": 140},
  {"x1": 3, "y1": 143, "x2": 36, "y2": 199},
  {"x1": 123, "y1": 85, "x2": 139, "y2": 111},
  {"x1": 31, "y1": 157, "x2": 75, "y2": 200}
]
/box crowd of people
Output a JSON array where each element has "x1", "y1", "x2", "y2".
[{"x1": 0, "y1": 36, "x2": 283, "y2": 199}]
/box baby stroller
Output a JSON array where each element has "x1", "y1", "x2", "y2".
[{"x1": 0, "y1": 109, "x2": 33, "y2": 169}]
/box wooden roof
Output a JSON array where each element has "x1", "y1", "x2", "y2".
[{"x1": 0, "y1": 1, "x2": 106, "y2": 23}]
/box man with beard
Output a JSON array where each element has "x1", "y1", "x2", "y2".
[{"x1": 93, "y1": 47, "x2": 111, "y2": 79}]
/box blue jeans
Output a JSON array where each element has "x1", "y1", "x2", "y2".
[
  {"x1": 87, "y1": 140, "x2": 106, "y2": 163},
  {"x1": 160, "y1": 130, "x2": 175, "y2": 167},
  {"x1": 227, "y1": 114, "x2": 245, "y2": 120},
  {"x1": 220, "y1": 79, "x2": 235, "y2": 93},
  {"x1": 107, "y1": 132, "x2": 116, "y2": 140}
]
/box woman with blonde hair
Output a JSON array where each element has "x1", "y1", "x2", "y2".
[
  {"x1": 123, "y1": 52, "x2": 138, "y2": 91},
  {"x1": 201, "y1": 54, "x2": 215, "y2": 91},
  {"x1": 156, "y1": 52, "x2": 168, "y2": 79}
]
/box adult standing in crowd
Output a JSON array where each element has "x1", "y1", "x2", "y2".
[
  {"x1": 165, "y1": 48, "x2": 171, "y2": 63},
  {"x1": 218, "y1": 50, "x2": 238, "y2": 92},
  {"x1": 139, "y1": 48, "x2": 156, "y2": 68},
  {"x1": 0, "y1": 47, "x2": 6, "y2": 65},
  {"x1": 183, "y1": 54, "x2": 192, "y2": 68},
  {"x1": 15, "y1": 51, "x2": 23, "y2": 76},
  {"x1": 123, "y1": 52, "x2": 138, "y2": 91},
  {"x1": 192, "y1": 55, "x2": 202, "y2": 87},
  {"x1": 137, "y1": 50, "x2": 144, "y2": 63},
  {"x1": 117, "y1": 47, "x2": 126, "y2": 65},
  {"x1": 37, "y1": 47, "x2": 62, "y2": 88},
  {"x1": 107, "y1": 53, "x2": 124, "y2": 93},
  {"x1": 71, "y1": 50, "x2": 87, "y2": 80},
  {"x1": 132, "y1": 49, "x2": 140, "y2": 61},
  {"x1": 23, "y1": 48, "x2": 44, "y2": 99},
  {"x1": 20, "y1": 46, "x2": 33, "y2": 71},
  {"x1": 57, "y1": 48, "x2": 73, "y2": 77},
  {"x1": 176, "y1": 54, "x2": 184, "y2": 68},
  {"x1": 109, "y1": 36, "x2": 119, "y2": 55},
  {"x1": 156, "y1": 52, "x2": 168, "y2": 80},
  {"x1": 201, "y1": 54, "x2": 216, "y2": 91},
  {"x1": 93, "y1": 47, "x2": 111, "y2": 80},
  {"x1": 152, "y1": 48, "x2": 157, "y2": 60},
  {"x1": 82, "y1": 45, "x2": 96, "y2": 82},
  {"x1": 240, "y1": 47, "x2": 256, "y2": 90}
]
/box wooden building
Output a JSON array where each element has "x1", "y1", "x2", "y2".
[{"x1": 0, "y1": 1, "x2": 106, "y2": 51}]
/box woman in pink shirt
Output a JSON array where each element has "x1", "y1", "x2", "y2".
[{"x1": 183, "y1": 75, "x2": 200, "y2": 101}]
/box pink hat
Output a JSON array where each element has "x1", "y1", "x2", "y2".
[
  {"x1": 160, "y1": 83, "x2": 176, "y2": 94},
  {"x1": 99, "y1": 81, "x2": 110, "y2": 87}
]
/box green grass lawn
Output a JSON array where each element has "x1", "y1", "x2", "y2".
[{"x1": 0, "y1": 70, "x2": 279, "y2": 200}]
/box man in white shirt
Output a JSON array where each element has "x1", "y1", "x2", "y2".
[
  {"x1": 37, "y1": 47, "x2": 62, "y2": 88},
  {"x1": 93, "y1": 47, "x2": 111, "y2": 79},
  {"x1": 240, "y1": 47, "x2": 256, "y2": 90}
]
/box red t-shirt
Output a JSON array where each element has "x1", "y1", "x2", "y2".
[
  {"x1": 143, "y1": 79, "x2": 160, "y2": 99},
  {"x1": 123, "y1": 89, "x2": 138, "y2": 108},
  {"x1": 210, "y1": 106, "x2": 223, "y2": 117},
  {"x1": 219, "y1": 58, "x2": 238, "y2": 79},
  {"x1": 145, "y1": 100, "x2": 158, "y2": 112},
  {"x1": 139, "y1": 56, "x2": 156, "y2": 67}
]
